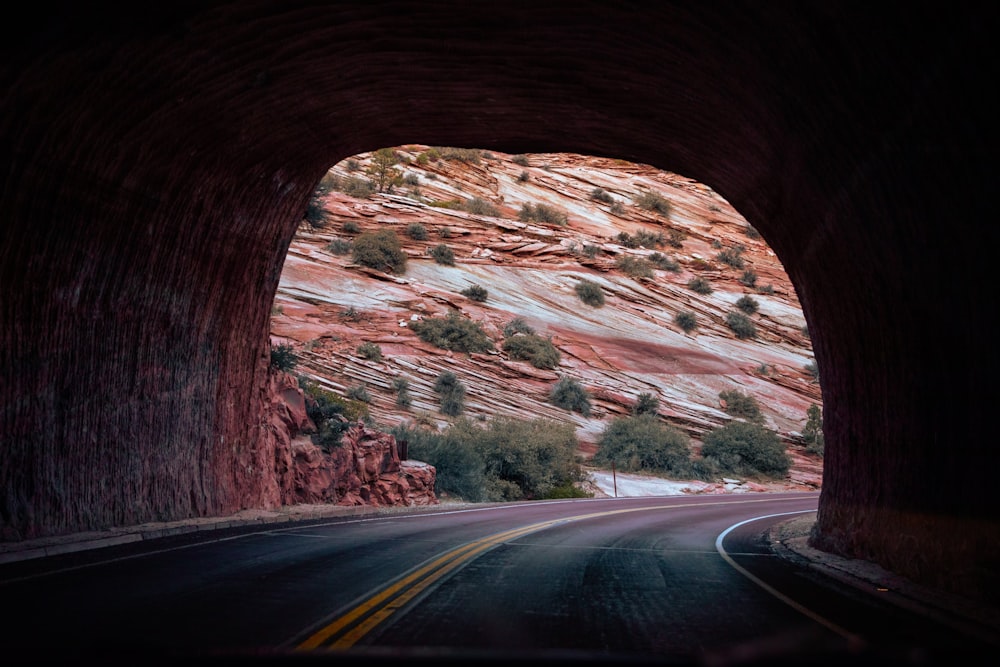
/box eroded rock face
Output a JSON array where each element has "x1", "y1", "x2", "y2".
[{"x1": 265, "y1": 371, "x2": 436, "y2": 508}]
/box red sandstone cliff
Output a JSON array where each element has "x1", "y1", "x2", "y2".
[{"x1": 271, "y1": 148, "x2": 823, "y2": 492}]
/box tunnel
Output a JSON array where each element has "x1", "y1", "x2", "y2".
[{"x1": 1, "y1": 2, "x2": 996, "y2": 602}]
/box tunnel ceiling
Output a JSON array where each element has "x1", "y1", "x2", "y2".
[{"x1": 1, "y1": 2, "x2": 997, "y2": 601}]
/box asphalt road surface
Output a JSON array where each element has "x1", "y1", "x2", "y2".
[{"x1": 0, "y1": 493, "x2": 989, "y2": 665}]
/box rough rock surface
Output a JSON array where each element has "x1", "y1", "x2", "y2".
[{"x1": 271, "y1": 149, "x2": 823, "y2": 492}]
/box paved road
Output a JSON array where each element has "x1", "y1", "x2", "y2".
[{"x1": 0, "y1": 493, "x2": 995, "y2": 665}]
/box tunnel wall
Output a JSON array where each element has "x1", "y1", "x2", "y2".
[{"x1": 1, "y1": 2, "x2": 996, "y2": 598}]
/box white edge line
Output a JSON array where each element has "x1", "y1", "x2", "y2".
[{"x1": 715, "y1": 510, "x2": 866, "y2": 647}]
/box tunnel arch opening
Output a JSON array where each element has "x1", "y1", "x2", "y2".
[{"x1": 267, "y1": 144, "x2": 824, "y2": 500}]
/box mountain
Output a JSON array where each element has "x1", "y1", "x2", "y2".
[{"x1": 269, "y1": 146, "x2": 822, "y2": 491}]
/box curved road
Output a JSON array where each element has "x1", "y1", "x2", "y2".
[{"x1": 0, "y1": 493, "x2": 987, "y2": 664}]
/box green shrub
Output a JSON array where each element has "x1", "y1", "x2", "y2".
[
  {"x1": 502, "y1": 333, "x2": 561, "y2": 369},
  {"x1": 725, "y1": 311, "x2": 757, "y2": 339},
  {"x1": 434, "y1": 371, "x2": 466, "y2": 416},
  {"x1": 342, "y1": 220, "x2": 361, "y2": 233},
  {"x1": 407, "y1": 222, "x2": 428, "y2": 240},
  {"x1": 550, "y1": 376, "x2": 591, "y2": 416},
  {"x1": 356, "y1": 342, "x2": 382, "y2": 362},
  {"x1": 390, "y1": 423, "x2": 486, "y2": 501},
  {"x1": 518, "y1": 202, "x2": 568, "y2": 225},
  {"x1": 700, "y1": 421, "x2": 790, "y2": 478},
  {"x1": 429, "y1": 243, "x2": 455, "y2": 265},
  {"x1": 687, "y1": 277, "x2": 713, "y2": 294},
  {"x1": 326, "y1": 238, "x2": 352, "y2": 255},
  {"x1": 410, "y1": 310, "x2": 494, "y2": 353},
  {"x1": 352, "y1": 229, "x2": 407, "y2": 274},
  {"x1": 270, "y1": 344, "x2": 297, "y2": 372},
  {"x1": 804, "y1": 360, "x2": 820, "y2": 382},
  {"x1": 437, "y1": 226, "x2": 452, "y2": 238},
  {"x1": 802, "y1": 403, "x2": 825, "y2": 456},
  {"x1": 719, "y1": 389, "x2": 765, "y2": 424},
  {"x1": 393, "y1": 377, "x2": 412, "y2": 408},
  {"x1": 632, "y1": 230, "x2": 665, "y2": 248},
  {"x1": 735, "y1": 295, "x2": 759, "y2": 315},
  {"x1": 616, "y1": 255, "x2": 654, "y2": 279},
  {"x1": 346, "y1": 384, "x2": 371, "y2": 403},
  {"x1": 634, "y1": 190, "x2": 672, "y2": 216},
  {"x1": 403, "y1": 172, "x2": 420, "y2": 186},
  {"x1": 340, "y1": 178, "x2": 376, "y2": 199},
  {"x1": 592, "y1": 414, "x2": 691, "y2": 474},
  {"x1": 300, "y1": 380, "x2": 368, "y2": 449},
  {"x1": 674, "y1": 310, "x2": 697, "y2": 333},
  {"x1": 503, "y1": 316, "x2": 535, "y2": 337},
  {"x1": 303, "y1": 196, "x2": 330, "y2": 229},
  {"x1": 633, "y1": 392, "x2": 659, "y2": 416},
  {"x1": 575, "y1": 279, "x2": 605, "y2": 307},
  {"x1": 462, "y1": 197, "x2": 501, "y2": 217},
  {"x1": 367, "y1": 147, "x2": 403, "y2": 193},
  {"x1": 460, "y1": 284, "x2": 488, "y2": 302}
]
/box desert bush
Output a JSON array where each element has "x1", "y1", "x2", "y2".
[
  {"x1": 719, "y1": 389, "x2": 765, "y2": 424},
  {"x1": 735, "y1": 295, "x2": 760, "y2": 315},
  {"x1": 339, "y1": 177, "x2": 376, "y2": 199},
  {"x1": 744, "y1": 224, "x2": 761, "y2": 240},
  {"x1": 511, "y1": 154, "x2": 530, "y2": 166},
  {"x1": 517, "y1": 171, "x2": 530, "y2": 182},
  {"x1": 430, "y1": 243, "x2": 455, "y2": 265},
  {"x1": 634, "y1": 190, "x2": 672, "y2": 216},
  {"x1": 410, "y1": 310, "x2": 494, "y2": 353},
  {"x1": 616, "y1": 231, "x2": 639, "y2": 248},
  {"x1": 503, "y1": 316, "x2": 535, "y2": 337},
  {"x1": 433, "y1": 371, "x2": 466, "y2": 416},
  {"x1": 300, "y1": 380, "x2": 368, "y2": 449},
  {"x1": 590, "y1": 187, "x2": 615, "y2": 204},
  {"x1": 356, "y1": 342, "x2": 382, "y2": 362},
  {"x1": 740, "y1": 269, "x2": 758, "y2": 288},
  {"x1": 716, "y1": 246, "x2": 745, "y2": 269},
  {"x1": 804, "y1": 360, "x2": 820, "y2": 382},
  {"x1": 632, "y1": 230, "x2": 665, "y2": 248},
  {"x1": 582, "y1": 244, "x2": 600, "y2": 258},
  {"x1": 802, "y1": 403, "x2": 825, "y2": 456},
  {"x1": 407, "y1": 222, "x2": 428, "y2": 240},
  {"x1": 502, "y1": 333, "x2": 561, "y2": 369},
  {"x1": 367, "y1": 147, "x2": 403, "y2": 193},
  {"x1": 393, "y1": 377, "x2": 412, "y2": 408},
  {"x1": 518, "y1": 202, "x2": 568, "y2": 225},
  {"x1": 575, "y1": 279, "x2": 605, "y2": 307},
  {"x1": 674, "y1": 310, "x2": 697, "y2": 333},
  {"x1": 303, "y1": 196, "x2": 330, "y2": 229},
  {"x1": 616, "y1": 255, "x2": 654, "y2": 279},
  {"x1": 609, "y1": 201, "x2": 625, "y2": 216},
  {"x1": 549, "y1": 376, "x2": 591, "y2": 416},
  {"x1": 352, "y1": 229, "x2": 407, "y2": 274},
  {"x1": 342, "y1": 220, "x2": 361, "y2": 233},
  {"x1": 667, "y1": 229, "x2": 686, "y2": 248},
  {"x1": 346, "y1": 384, "x2": 372, "y2": 403},
  {"x1": 402, "y1": 172, "x2": 420, "y2": 186},
  {"x1": 390, "y1": 424, "x2": 486, "y2": 501},
  {"x1": 592, "y1": 414, "x2": 691, "y2": 474},
  {"x1": 270, "y1": 344, "x2": 297, "y2": 372},
  {"x1": 725, "y1": 311, "x2": 757, "y2": 339},
  {"x1": 461, "y1": 196, "x2": 501, "y2": 217},
  {"x1": 460, "y1": 284, "x2": 488, "y2": 302},
  {"x1": 326, "y1": 238, "x2": 352, "y2": 255},
  {"x1": 436, "y1": 146, "x2": 482, "y2": 164},
  {"x1": 648, "y1": 252, "x2": 680, "y2": 272},
  {"x1": 700, "y1": 421, "x2": 790, "y2": 478},
  {"x1": 633, "y1": 392, "x2": 659, "y2": 416},
  {"x1": 687, "y1": 277, "x2": 713, "y2": 294}
]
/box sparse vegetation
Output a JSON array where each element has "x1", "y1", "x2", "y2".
[
  {"x1": 590, "y1": 187, "x2": 615, "y2": 204},
  {"x1": 352, "y1": 229, "x2": 407, "y2": 274},
  {"x1": 700, "y1": 421, "x2": 790, "y2": 478},
  {"x1": 518, "y1": 202, "x2": 568, "y2": 226},
  {"x1": 687, "y1": 277, "x2": 713, "y2": 295},
  {"x1": 433, "y1": 371, "x2": 466, "y2": 416},
  {"x1": 407, "y1": 222, "x2": 428, "y2": 240},
  {"x1": 346, "y1": 384, "x2": 372, "y2": 403},
  {"x1": 674, "y1": 310, "x2": 698, "y2": 333},
  {"x1": 503, "y1": 316, "x2": 535, "y2": 337},
  {"x1": 616, "y1": 255, "x2": 655, "y2": 279},
  {"x1": 342, "y1": 220, "x2": 361, "y2": 233},
  {"x1": 802, "y1": 403, "x2": 824, "y2": 456},
  {"x1": 326, "y1": 238, "x2": 352, "y2": 255},
  {"x1": 725, "y1": 311, "x2": 756, "y2": 339},
  {"x1": 502, "y1": 333, "x2": 561, "y2": 370},
  {"x1": 735, "y1": 295, "x2": 759, "y2": 315},
  {"x1": 429, "y1": 243, "x2": 456, "y2": 265},
  {"x1": 393, "y1": 377, "x2": 412, "y2": 408},
  {"x1": 409, "y1": 310, "x2": 494, "y2": 354},
  {"x1": 634, "y1": 190, "x2": 672, "y2": 216},
  {"x1": 716, "y1": 245, "x2": 745, "y2": 269},
  {"x1": 511, "y1": 154, "x2": 530, "y2": 166},
  {"x1": 575, "y1": 279, "x2": 605, "y2": 307},
  {"x1": 460, "y1": 284, "x2": 488, "y2": 302},
  {"x1": 632, "y1": 392, "x2": 659, "y2": 416},
  {"x1": 367, "y1": 147, "x2": 403, "y2": 193},
  {"x1": 549, "y1": 376, "x2": 591, "y2": 416},
  {"x1": 740, "y1": 269, "x2": 758, "y2": 288},
  {"x1": 592, "y1": 414, "x2": 691, "y2": 474},
  {"x1": 357, "y1": 342, "x2": 383, "y2": 362},
  {"x1": 719, "y1": 389, "x2": 765, "y2": 424},
  {"x1": 300, "y1": 380, "x2": 368, "y2": 450},
  {"x1": 461, "y1": 196, "x2": 501, "y2": 217},
  {"x1": 648, "y1": 252, "x2": 680, "y2": 272},
  {"x1": 270, "y1": 344, "x2": 297, "y2": 372}
]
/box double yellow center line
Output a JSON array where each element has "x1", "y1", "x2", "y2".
[{"x1": 294, "y1": 498, "x2": 806, "y2": 651}]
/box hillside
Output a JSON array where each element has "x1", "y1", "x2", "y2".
[{"x1": 269, "y1": 146, "x2": 823, "y2": 490}]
